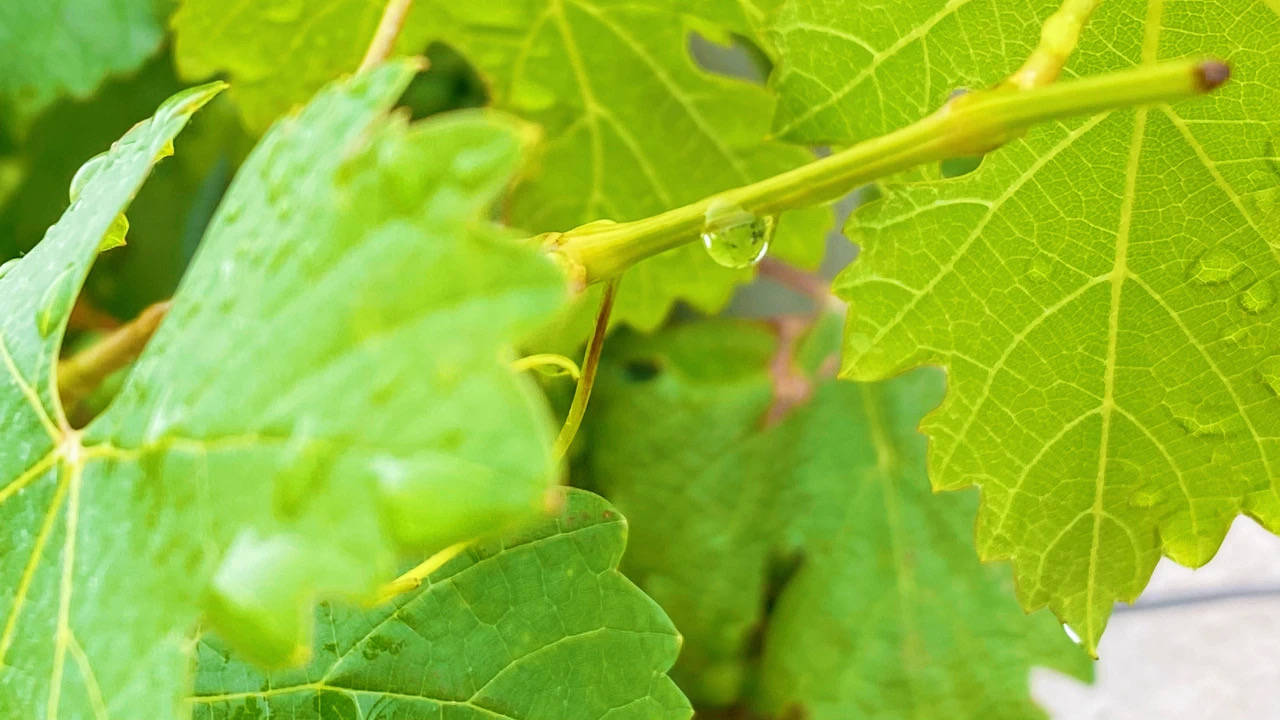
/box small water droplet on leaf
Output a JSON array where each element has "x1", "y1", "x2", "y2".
[
  {"x1": 1239, "y1": 280, "x2": 1275, "y2": 314},
  {"x1": 1259, "y1": 356, "x2": 1280, "y2": 397},
  {"x1": 35, "y1": 269, "x2": 77, "y2": 338},
  {"x1": 700, "y1": 198, "x2": 774, "y2": 269},
  {"x1": 1187, "y1": 247, "x2": 1244, "y2": 285},
  {"x1": 69, "y1": 152, "x2": 109, "y2": 202}
]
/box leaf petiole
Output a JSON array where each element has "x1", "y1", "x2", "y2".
[{"x1": 552, "y1": 278, "x2": 620, "y2": 459}]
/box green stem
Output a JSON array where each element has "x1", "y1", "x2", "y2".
[
  {"x1": 550, "y1": 57, "x2": 1228, "y2": 284},
  {"x1": 1007, "y1": 0, "x2": 1101, "y2": 89},
  {"x1": 551, "y1": 278, "x2": 619, "y2": 459}
]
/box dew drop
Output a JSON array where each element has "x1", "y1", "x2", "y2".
[
  {"x1": 1260, "y1": 356, "x2": 1280, "y2": 397},
  {"x1": 1170, "y1": 401, "x2": 1239, "y2": 438},
  {"x1": 1220, "y1": 323, "x2": 1265, "y2": 352},
  {"x1": 1027, "y1": 253, "x2": 1054, "y2": 279},
  {"x1": 700, "y1": 198, "x2": 774, "y2": 269},
  {"x1": 69, "y1": 152, "x2": 109, "y2": 202},
  {"x1": 35, "y1": 269, "x2": 76, "y2": 338},
  {"x1": 1188, "y1": 247, "x2": 1244, "y2": 285},
  {"x1": 1239, "y1": 280, "x2": 1275, "y2": 314},
  {"x1": 1129, "y1": 486, "x2": 1169, "y2": 509}
]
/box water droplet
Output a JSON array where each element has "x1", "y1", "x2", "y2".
[
  {"x1": 35, "y1": 269, "x2": 76, "y2": 338},
  {"x1": 845, "y1": 332, "x2": 873, "y2": 355},
  {"x1": 1129, "y1": 486, "x2": 1169, "y2": 509},
  {"x1": 700, "y1": 199, "x2": 774, "y2": 269},
  {"x1": 510, "y1": 81, "x2": 556, "y2": 112},
  {"x1": 69, "y1": 152, "x2": 109, "y2": 202},
  {"x1": 1247, "y1": 186, "x2": 1278, "y2": 217},
  {"x1": 1260, "y1": 356, "x2": 1280, "y2": 397},
  {"x1": 1220, "y1": 323, "x2": 1265, "y2": 352},
  {"x1": 1188, "y1": 247, "x2": 1244, "y2": 285},
  {"x1": 1170, "y1": 400, "x2": 1239, "y2": 438},
  {"x1": 1239, "y1": 280, "x2": 1275, "y2": 314},
  {"x1": 1027, "y1": 253, "x2": 1054, "y2": 279}
]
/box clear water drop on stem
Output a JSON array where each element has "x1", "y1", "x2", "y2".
[{"x1": 700, "y1": 198, "x2": 774, "y2": 269}]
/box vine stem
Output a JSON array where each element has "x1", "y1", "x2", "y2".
[
  {"x1": 548, "y1": 57, "x2": 1230, "y2": 285},
  {"x1": 358, "y1": 0, "x2": 415, "y2": 73},
  {"x1": 372, "y1": 541, "x2": 468, "y2": 605},
  {"x1": 58, "y1": 301, "x2": 170, "y2": 412},
  {"x1": 552, "y1": 279, "x2": 620, "y2": 459}
]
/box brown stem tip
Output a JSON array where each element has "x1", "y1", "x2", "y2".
[{"x1": 1195, "y1": 61, "x2": 1231, "y2": 92}]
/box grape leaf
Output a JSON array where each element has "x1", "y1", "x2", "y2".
[
  {"x1": 191, "y1": 489, "x2": 692, "y2": 720},
  {"x1": 0, "y1": 0, "x2": 166, "y2": 129},
  {"x1": 584, "y1": 319, "x2": 1090, "y2": 717},
  {"x1": 171, "y1": 0, "x2": 830, "y2": 330},
  {"x1": 768, "y1": 0, "x2": 1056, "y2": 144},
  {"x1": 172, "y1": 0, "x2": 386, "y2": 133},
  {"x1": 780, "y1": 0, "x2": 1280, "y2": 651},
  {"x1": 421, "y1": 1, "x2": 829, "y2": 329},
  {"x1": 0, "y1": 63, "x2": 568, "y2": 717}
]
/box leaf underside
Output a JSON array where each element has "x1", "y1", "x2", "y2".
[{"x1": 770, "y1": 0, "x2": 1280, "y2": 650}]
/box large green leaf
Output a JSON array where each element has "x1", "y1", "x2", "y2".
[
  {"x1": 785, "y1": 0, "x2": 1280, "y2": 651},
  {"x1": 584, "y1": 319, "x2": 1089, "y2": 717},
  {"x1": 171, "y1": 0, "x2": 829, "y2": 330},
  {"x1": 191, "y1": 489, "x2": 692, "y2": 720},
  {"x1": 0, "y1": 0, "x2": 165, "y2": 129},
  {"x1": 0, "y1": 63, "x2": 568, "y2": 717}
]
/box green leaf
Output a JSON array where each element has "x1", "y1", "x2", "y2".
[
  {"x1": 170, "y1": 0, "x2": 830, "y2": 330},
  {"x1": 584, "y1": 319, "x2": 1089, "y2": 717},
  {"x1": 425, "y1": 1, "x2": 828, "y2": 329},
  {"x1": 807, "y1": 0, "x2": 1280, "y2": 651},
  {"x1": 0, "y1": 64, "x2": 568, "y2": 717},
  {"x1": 0, "y1": 0, "x2": 166, "y2": 129},
  {"x1": 0, "y1": 51, "x2": 253, "y2": 317},
  {"x1": 172, "y1": 0, "x2": 385, "y2": 133},
  {"x1": 769, "y1": 0, "x2": 1055, "y2": 144},
  {"x1": 191, "y1": 489, "x2": 692, "y2": 720}
]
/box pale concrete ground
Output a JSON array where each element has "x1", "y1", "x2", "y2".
[{"x1": 1033, "y1": 518, "x2": 1280, "y2": 720}]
